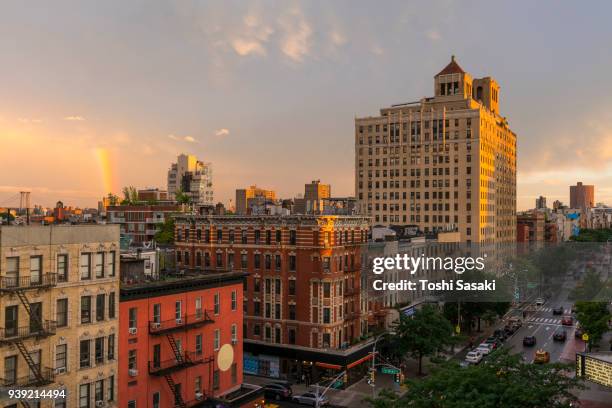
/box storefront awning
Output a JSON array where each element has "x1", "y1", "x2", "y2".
[
  {"x1": 315, "y1": 362, "x2": 342, "y2": 370},
  {"x1": 347, "y1": 353, "x2": 373, "y2": 369}
]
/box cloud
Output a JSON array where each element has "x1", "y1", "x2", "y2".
[
  {"x1": 64, "y1": 116, "x2": 85, "y2": 121},
  {"x1": 426, "y1": 29, "x2": 441, "y2": 41},
  {"x1": 230, "y1": 13, "x2": 274, "y2": 57},
  {"x1": 168, "y1": 134, "x2": 196, "y2": 142},
  {"x1": 370, "y1": 44, "x2": 384, "y2": 56},
  {"x1": 231, "y1": 39, "x2": 266, "y2": 56},
  {"x1": 215, "y1": 128, "x2": 230, "y2": 137},
  {"x1": 278, "y1": 8, "x2": 312, "y2": 62},
  {"x1": 18, "y1": 118, "x2": 42, "y2": 124},
  {"x1": 330, "y1": 31, "x2": 347, "y2": 47}
]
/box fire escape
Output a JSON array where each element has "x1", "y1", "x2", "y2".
[
  {"x1": 0, "y1": 273, "x2": 57, "y2": 388},
  {"x1": 148, "y1": 310, "x2": 215, "y2": 408}
]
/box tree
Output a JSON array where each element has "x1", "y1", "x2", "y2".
[
  {"x1": 106, "y1": 193, "x2": 120, "y2": 206},
  {"x1": 175, "y1": 188, "x2": 191, "y2": 204},
  {"x1": 575, "y1": 301, "x2": 611, "y2": 348},
  {"x1": 121, "y1": 186, "x2": 139, "y2": 205},
  {"x1": 154, "y1": 218, "x2": 175, "y2": 244},
  {"x1": 368, "y1": 349, "x2": 583, "y2": 408},
  {"x1": 394, "y1": 305, "x2": 454, "y2": 375}
]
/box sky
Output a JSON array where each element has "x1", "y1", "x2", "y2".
[{"x1": 1, "y1": 0, "x2": 612, "y2": 211}]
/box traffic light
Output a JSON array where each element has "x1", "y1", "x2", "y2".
[
  {"x1": 394, "y1": 372, "x2": 402, "y2": 383},
  {"x1": 367, "y1": 369, "x2": 375, "y2": 385},
  {"x1": 342, "y1": 372, "x2": 348, "y2": 385}
]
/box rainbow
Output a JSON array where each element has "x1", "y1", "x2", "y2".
[{"x1": 94, "y1": 148, "x2": 117, "y2": 195}]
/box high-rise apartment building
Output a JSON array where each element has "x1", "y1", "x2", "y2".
[
  {"x1": 294, "y1": 180, "x2": 332, "y2": 214},
  {"x1": 235, "y1": 186, "x2": 277, "y2": 215},
  {"x1": 355, "y1": 56, "x2": 517, "y2": 243},
  {"x1": 535, "y1": 196, "x2": 547, "y2": 210},
  {"x1": 570, "y1": 182, "x2": 595, "y2": 210},
  {"x1": 173, "y1": 215, "x2": 373, "y2": 384},
  {"x1": 0, "y1": 225, "x2": 120, "y2": 408},
  {"x1": 167, "y1": 154, "x2": 214, "y2": 205}
]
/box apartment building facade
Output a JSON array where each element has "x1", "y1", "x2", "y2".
[
  {"x1": 355, "y1": 56, "x2": 517, "y2": 244},
  {"x1": 570, "y1": 182, "x2": 595, "y2": 211},
  {"x1": 106, "y1": 204, "x2": 182, "y2": 244},
  {"x1": 167, "y1": 154, "x2": 214, "y2": 206},
  {"x1": 235, "y1": 187, "x2": 277, "y2": 216},
  {"x1": 119, "y1": 271, "x2": 258, "y2": 408},
  {"x1": 172, "y1": 215, "x2": 373, "y2": 383},
  {"x1": 0, "y1": 225, "x2": 120, "y2": 408}
]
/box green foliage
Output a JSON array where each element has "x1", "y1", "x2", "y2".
[
  {"x1": 575, "y1": 301, "x2": 611, "y2": 347},
  {"x1": 393, "y1": 305, "x2": 454, "y2": 375},
  {"x1": 106, "y1": 193, "x2": 120, "y2": 206},
  {"x1": 121, "y1": 186, "x2": 139, "y2": 205},
  {"x1": 175, "y1": 188, "x2": 191, "y2": 204},
  {"x1": 571, "y1": 228, "x2": 612, "y2": 242},
  {"x1": 368, "y1": 349, "x2": 583, "y2": 408},
  {"x1": 154, "y1": 218, "x2": 175, "y2": 244}
]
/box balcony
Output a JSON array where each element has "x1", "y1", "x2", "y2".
[
  {"x1": 0, "y1": 320, "x2": 57, "y2": 344},
  {"x1": 148, "y1": 351, "x2": 205, "y2": 376},
  {"x1": 0, "y1": 273, "x2": 57, "y2": 292},
  {"x1": 0, "y1": 367, "x2": 55, "y2": 387},
  {"x1": 149, "y1": 311, "x2": 214, "y2": 335}
]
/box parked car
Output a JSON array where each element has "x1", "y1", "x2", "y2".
[
  {"x1": 465, "y1": 351, "x2": 483, "y2": 364},
  {"x1": 535, "y1": 298, "x2": 545, "y2": 306},
  {"x1": 504, "y1": 324, "x2": 516, "y2": 336},
  {"x1": 263, "y1": 383, "x2": 293, "y2": 401},
  {"x1": 484, "y1": 337, "x2": 500, "y2": 349},
  {"x1": 561, "y1": 316, "x2": 573, "y2": 326},
  {"x1": 552, "y1": 306, "x2": 564, "y2": 315},
  {"x1": 493, "y1": 329, "x2": 507, "y2": 341},
  {"x1": 534, "y1": 349, "x2": 550, "y2": 364},
  {"x1": 292, "y1": 393, "x2": 329, "y2": 406},
  {"x1": 553, "y1": 330, "x2": 567, "y2": 342},
  {"x1": 475, "y1": 343, "x2": 494, "y2": 355},
  {"x1": 523, "y1": 336, "x2": 537, "y2": 346}
]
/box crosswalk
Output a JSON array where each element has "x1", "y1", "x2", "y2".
[{"x1": 526, "y1": 317, "x2": 569, "y2": 325}]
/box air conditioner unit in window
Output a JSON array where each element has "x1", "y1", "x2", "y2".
[
  {"x1": 151, "y1": 322, "x2": 161, "y2": 329},
  {"x1": 128, "y1": 327, "x2": 137, "y2": 335},
  {"x1": 231, "y1": 339, "x2": 238, "y2": 345},
  {"x1": 128, "y1": 369, "x2": 138, "y2": 377},
  {"x1": 55, "y1": 367, "x2": 66, "y2": 375},
  {"x1": 176, "y1": 318, "x2": 183, "y2": 324},
  {"x1": 96, "y1": 401, "x2": 105, "y2": 407},
  {"x1": 195, "y1": 392, "x2": 204, "y2": 400}
]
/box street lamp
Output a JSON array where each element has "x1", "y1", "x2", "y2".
[{"x1": 369, "y1": 331, "x2": 396, "y2": 398}]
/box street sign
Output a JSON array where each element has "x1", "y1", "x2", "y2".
[
  {"x1": 527, "y1": 282, "x2": 537, "y2": 289},
  {"x1": 582, "y1": 333, "x2": 589, "y2": 342},
  {"x1": 381, "y1": 367, "x2": 400, "y2": 375}
]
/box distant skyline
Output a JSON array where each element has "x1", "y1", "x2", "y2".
[{"x1": 1, "y1": 1, "x2": 612, "y2": 210}]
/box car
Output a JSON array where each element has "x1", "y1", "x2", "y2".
[
  {"x1": 523, "y1": 336, "x2": 537, "y2": 346},
  {"x1": 493, "y1": 329, "x2": 507, "y2": 341},
  {"x1": 535, "y1": 298, "x2": 545, "y2": 306},
  {"x1": 484, "y1": 336, "x2": 500, "y2": 349},
  {"x1": 475, "y1": 343, "x2": 494, "y2": 355},
  {"x1": 553, "y1": 330, "x2": 567, "y2": 341},
  {"x1": 263, "y1": 383, "x2": 293, "y2": 401},
  {"x1": 504, "y1": 325, "x2": 516, "y2": 336},
  {"x1": 292, "y1": 392, "x2": 329, "y2": 406},
  {"x1": 465, "y1": 351, "x2": 483, "y2": 364},
  {"x1": 534, "y1": 349, "x2": 550, "y2": 364},
  {"x1": 561, "y1": 316, "x2": 573, "y2": 326},
  {"x1": 552, "y1": 306, "x2": 564, "y2": 315}
]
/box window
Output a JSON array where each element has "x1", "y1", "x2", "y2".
[
  {"x1": 81, "y1": 296, "x2": 91, "y2": 324},
  {"x1": 289, "y1": 255, "x2": 296, "y2": 271},
  {"x1": 95, "y1": 380, "x2": 104, "y2": 403},
  {"x1": 253, "y1": 324, "x2": 261, "y2": 336},
  {"x1": 55, "y1": 344, "x2": 67, "y2": 371},
  {"x1": 80, "y1": 253, "x2": 91, "y2": 280},
  {"x1": 265, "y1": 255, "x2": 271, "y2": 269},
  {"x1": 323, "y1": 308, "x2": 331, "y2": 324},
  {"x1": 214, "y1": 293, "x2": 220, "y2": 314},
  {"x1": 108, "y1": 251, "x2": 116, "y2": 277},
  {"x1": 214, "y1": 329, "x2": 220, "y2": 350},
  {"x1": 289, "y1": 328, "x2": 296, "y2": 344},
  {"x1": 107, "y1": 334, "x2": 115, "y2": 360},
  {"x1": 56, "y1": 299, "x2": 68, "y2": 327},
  {"x1": 231, "y1": 290, "x2": 237, "y2": 311},
  {"x1": 108, "y1": 292, "x2": 116, "y2": 319},
  {"x1": 289, "y1": 230, "x2": 296, "y2": 245},
  {"x1": 175, "y1": 301, "x2": 182, "y2": 321},
  {"x1": 323, "y1": 282, "x2": 331, "y2": 298},
  {"x1": 153, "y1": 303, "x2": 161, "y2": 323},
  {"x1": 229, "y1": 229, "x2": 235, "y2": 243},
  {"x1": 30, "y1": 255, "x2": 42, "y2": 285},
  {"x1": 289, "y1": 304, "x2": 296, "y2": 320},
  {"x1": 128, "y1": 307, "x2": 137, "y2": 329},
  {"x1": 254, "y1": 253, "x2": 261, "y2": 269},
  {"x1": 195, "y1": 334, "x2": 202, "y2": 355},
  {"x1": 80, "y1": 339, "x2": 91, "y2": 368},
  {"x1": 57, "y1": 254, "x2": 68, "y2": 282},
  {"x1": 266, "y1": 230, "x2": 271, "y2": 245},
  {"x1": 4, "y1": 305, "x2": 18, "y2": 337},
  {"x1": 241, "y1": 253, "x2": 247, "y2": 269},
  {"x1": 6, "y1": 257, "x2": 19, "y2": 288},
  {"x1": 231, "y1": 324, "x2": 237, "y2": 343},
  {"x1": 96, "y1": 294, "x2": 105, "y2": 321},
  {"x1": 241, "y1": 230, "x2": 247, "y2": 244},
  {"x1": 213, "y1": 370, "x2": 220, "y2": 390},
  {"x1": 276, "y1": 230, "x2": 281, "y2": 243},
  {"x1": 288, "y1": 280, "x2": 296, "y2": 295},
  {"x1": 95, "y1": 252, "x2": 104, "y2": 278},
  {"x1": 153, "y1": 392, "x2": 160, "y2": 408},
  {"x1": 128, "y1": 402, "x2": 136, "y2": 408},
  {"x1": 128, "y1": 349, "x2": 137, "y2": 370},
  {"x1": 79, "y1": 383, "x2": 90, "y2": 408},
  {"x1": 275, "y1": 255, "x2": 281, "y2": 270},
  {"x1": 4, "y1": 356, "x2": 17, "y2": 385},
  {"x1": 95, "y1": 337, "x2": 105, "y2": 364},
  {"x1": 108, "y1": 375, "x2": 115, "y2": 401},
  {"x1": 195, "y1": 297, "x2": 202, "y2": 318}
]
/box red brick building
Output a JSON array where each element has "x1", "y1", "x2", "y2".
[
  {"x1": 119, "y1": 271, "x2": 263, "y2": 408},
  {"x1": 173, "y1": 215, "x2": 373, "y2": 383}
]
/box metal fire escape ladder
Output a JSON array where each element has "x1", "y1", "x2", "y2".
[
  {"x1": 14, "y1": 290, "x2": 46, "y2": 384},
  {"x1": 14, "y1": 341, "x2": 45, "y2": 385},
  {"x1": 166, "y1": 333, "x2": 187, "y2": 364},
  {"x1": 164, "y1": 374, "x2": 187, "y2": 408}
]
